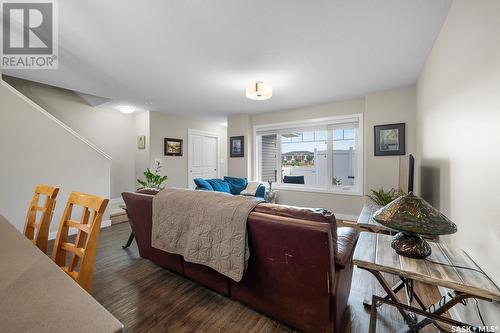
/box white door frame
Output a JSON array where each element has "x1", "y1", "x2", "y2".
[{"x1": 187, "y1": 128, "x2": 221, "y2": 188}]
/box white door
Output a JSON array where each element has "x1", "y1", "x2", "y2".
[{"x1": 188, "y1": 130, "x2": 219, "y2": 189}]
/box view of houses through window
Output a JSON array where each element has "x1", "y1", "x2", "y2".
[
  {"x1": 281, "y1": 130, "x2": 327, "y2": 187},
  {"x1": 256, "y1": 116, "x2": 362, "y2": 193}
]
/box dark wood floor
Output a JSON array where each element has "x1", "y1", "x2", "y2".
[{"x1": 80, "y1": 223, "x2": 442, "y2": 332}]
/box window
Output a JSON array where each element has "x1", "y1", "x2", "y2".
[
  {"x1": 333, "y1": 127, "x2": 357, "y2": 188},
  {"x1": 255, "y1": 115, "x2": 363, "y2": 195},
  {"x1": 281, "y1": 130, "x2": 327, "y2": 187}
]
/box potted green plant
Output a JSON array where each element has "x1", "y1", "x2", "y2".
[
  {"x1": 367, "y1": 188, "x2": 404, "y2": 206},
  {"x1": 137, "y1": 160, "x2": 168, "y2": 190},
  {"x1": 332, "y1": 177, "x2": 342, "y2": 186}
]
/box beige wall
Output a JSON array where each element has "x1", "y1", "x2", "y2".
[
  {"x1": 227, "y1": 114, "x2": 251, "y2": 179},
  {"x1": 134, "y1": 111, "x2": 150, "y2": 184},
  {"x1": 4, "y1": 76, "x2": 136, "y2": 199},
  {"x1": 0, "y1": 79, "x2": 111, "y2": 233},
  {"x1": 416, "y1": 0, "x2": 500, "y2": 319},
  {"x1": 228, "y1": 86, "x2": 416, "y2": 218},
  {"x1": 148, "y1": 112, "x2": 228, "y2": 189},
  {"x1": 365, "y1": 87, "x2": 417, "y2": 192}
]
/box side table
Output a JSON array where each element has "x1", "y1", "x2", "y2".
[
  {"x1": 354, "y1": 232, "x2": 500, "y2": 331},
  {"x1": 369, "y1": 296, "x2": 475, "y2": 332}
]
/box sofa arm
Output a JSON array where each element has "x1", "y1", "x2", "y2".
[{"x1": 335, "y1": 227, "x2": 359, "y2": 269}]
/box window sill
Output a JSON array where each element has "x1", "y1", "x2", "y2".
[{"x1": 272, "y1": 184, "x2": 363, "y2": 197}]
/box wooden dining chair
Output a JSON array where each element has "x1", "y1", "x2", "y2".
[
  {"x1": 24, "y1": 184, "x2": 60, "y2": 253},
  {"x1": 52, "y1": 191, "x2": 109, "y2": 293}
]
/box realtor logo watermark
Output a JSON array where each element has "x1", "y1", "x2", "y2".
[{"x1": 1, "y1": 0, "x2": 58, "y2": 69}]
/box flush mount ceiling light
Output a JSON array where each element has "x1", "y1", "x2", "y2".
[
  {"x1": 246, "y1": 81, "x2": 272, "y2": 100},
  {"x1": 117, "y1": 105, "x2": 135, "y2": 114}
]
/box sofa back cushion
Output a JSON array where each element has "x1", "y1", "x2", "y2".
[
  {"x1": 206, "y1": 178, "x2": 231, "y2": 193},
  {"x1": 231, "y1": 212, "x2": 333, "y2": 332},
  {"x1": 194, "y1": 178, "x2": 214, "y2": 191},
  {"x1": 252, "y1": 203, "x2": 338, "y2": 265},
  {"x1": 253, "y1": 203, "x2": 336, "y2": 225},
  {"x1": 223, "y1": 176, "x2": 248, "y2": 195}
]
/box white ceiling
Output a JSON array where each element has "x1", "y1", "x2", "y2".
[{"x1": 4, "y1": 0, "x2": 451, "y2": 116}]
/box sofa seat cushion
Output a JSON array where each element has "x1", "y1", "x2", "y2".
[
  {"x1": 223, "y1": 176, "x2": 248, "y2": 195},
  {"x1": 194, "y1": 178, "x2": 214, "y2": 191},
  {"x1": 206, "y1": 178, "x2": 231, "y2": 193}
]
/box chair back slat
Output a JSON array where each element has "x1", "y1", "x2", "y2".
[
  {"x1": 52, "y1": 191, "x2": 109, "y2": 293},
  {"x1": 61, "y1": 243, "x2": 85, "y2": 258},
  {"x1": 23, "y1": 185, "x2": 60, "y2": 253},
  {"x1": 66, "y1": 220, "x2": 91, "y2": 233}
]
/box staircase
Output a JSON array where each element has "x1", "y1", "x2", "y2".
[{"x1": 0, "y1": 76, "x2": 112, "y2": 235}]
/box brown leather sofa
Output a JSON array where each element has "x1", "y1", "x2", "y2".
[{"x1": 122, "y1": 191, "x2": 359, "y2": 333}]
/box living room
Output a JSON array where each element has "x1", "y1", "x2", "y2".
[{"x1": 0, "y1": 1, "x2": 499, "y2": 332}]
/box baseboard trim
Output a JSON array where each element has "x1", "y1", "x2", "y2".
[
  {"x1": 109, "y1": 197, "x2": 124, "y2": 205},
  {"x1": 48, "y1": 219, "x2": 112, "y2": 240}
]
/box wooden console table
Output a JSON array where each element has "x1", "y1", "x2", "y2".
[
  {"x1": 336, "y1": 203, "x2": 393, "y2": 233},
  {"x1": 355, "y1": 203, "x2": 391, "y2": 233},
  {"x1": 353, "y1": 232, "x2": 500, "y2": 331}
]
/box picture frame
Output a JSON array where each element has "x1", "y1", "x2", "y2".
[
  {"x1": 137, "y1": 135, "x2": 146, "y2": 149},
  {"x1": 230, "y1": 136, "x2": 244, "y2": 157},
  {"x1": 374, "y1": 123, "x2": 406, "y2": 156},
  {"x1": 164, "y1": 138, "x2": 183, "y2": 156}
]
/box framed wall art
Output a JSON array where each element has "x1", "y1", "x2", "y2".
[
  {"x1": 164, "y1": 138, "x2": 183, "y2": 156},
  {"x1": 374, "y1": 123, "x2": 405, "y2": 156},
  {"x1": 137, "y1": 135, "x2": 146, "y2": 149},
  {"x1": 230, "y1": 136, "x2": 244, "y2": 157}
]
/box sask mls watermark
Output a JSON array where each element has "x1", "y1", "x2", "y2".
[{"x1": 1, "y1": 0, "x2": 58, "y2": 69}]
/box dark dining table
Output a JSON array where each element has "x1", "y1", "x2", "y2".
[{"x1": 0, "y1": 214, "x2": 124, "y2": 333}]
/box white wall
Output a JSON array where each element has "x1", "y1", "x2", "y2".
[
  {"x1": 416, "y1": 0, "x2": 500, "y2": 321},
  {"x1": 148, "y1": 112, "x2": 228, "y2": 189},
  {"x1": 228, "y1": 86, "x2": 416, "y2": 219},
  {"x1": 0, "y1": 79, "x2": 111, "y2": 234},
  {"x1": 3, "y1": 77, "x2": 231, "y2": 196},
  {"x1": 4, "y1": 76, "x2": 136, "y2": 199}
]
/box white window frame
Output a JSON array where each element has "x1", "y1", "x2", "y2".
[{"x1": 253, "y1": 114, "x2": 364, "y2": 196}]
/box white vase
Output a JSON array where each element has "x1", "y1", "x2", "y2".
[{"x1": 265, "y1": 190, "x2": 277, "y2": 204}]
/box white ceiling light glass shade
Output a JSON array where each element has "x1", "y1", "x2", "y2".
[
  {"x1": 246, "y1": 81, "x2": 272, "y2": 100},
  {"x1": 117, "y1": 105, "x2": 135, "y2": 114}
]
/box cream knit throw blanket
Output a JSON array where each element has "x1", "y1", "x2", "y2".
[{"x1": 152, "y1": 188, "x2": 262, "y2": 281}]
